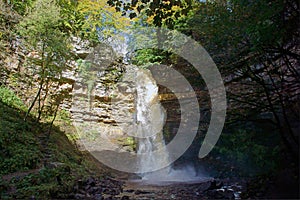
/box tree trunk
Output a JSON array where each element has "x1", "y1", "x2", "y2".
[{"x1": 24, "y1": 78, "x2": 44, "y2": 121}]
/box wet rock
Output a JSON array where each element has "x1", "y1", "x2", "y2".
[
  {"x1": 85, "y1": 185, "x2": 91, "y2": 191},
  {"x1": 88, "y1": 186, "x2": 102, "y2": 194},
  {"x1": 199, "y1": 179, "x2": 222, "y2": 192},
  {"x1": 77, "y1": 179, "x2": 84, "y2": 189},
  {"x1": 46, "y1": 162, "x2": 65, "y2": 169},
  {"x1": 78, "y1": 189, "x2": 86, "y2": 194},
  {"x1": 134, "y1": 190, "x2": 151, "y2": 195},
  {"x1": 86, "y1": 177, "x2": 96, "y2": 186},
  {"x1": 124, "y1": 189, "x2": 134, "y2": 193},
  {"x1": 66, "y1": 193, "x2": 75, "y2": 199},
  {"x1": 94, "y1": 193, "x2": 103, "y2": 200},
  {"x1": 215, "y1": 179, "x2": 224, "y2": 188},
  {"x1": 104, "y1": 196, "x2": 118, "y2": 200},
  {"x1": 223, "y1": 190, "x2": 235, "y2": 199},
  {"x1": 70, "y1": 176, "x2": 124, "y2": 199},
  {"x1": 103, "y1": 188, "x2": 119, "y2": 196},
  {"x1": 74, "y1": 193, "x2": 86, "y2": 199},
  {"x1": 206, "y1": 189, "x2": 235, "y2": 199},
  {"x1": 121, "y1": 196, "x2": 130, "y2": 200}
]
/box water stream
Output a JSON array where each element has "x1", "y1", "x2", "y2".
[{"x1": 134, "y1": 69, "x2": 207, "y2": 185}]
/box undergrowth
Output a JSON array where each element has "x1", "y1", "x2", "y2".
[
  {"x1": 0, "y1": 86, "x2": 102, "y2": 199},
  {"x1": 209, "y1": 126, "x2": 281, "y2": 177}
]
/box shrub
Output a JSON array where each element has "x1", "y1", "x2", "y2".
[{"x1": 0, "y1": 86, "x2": 26, "y2": 111}]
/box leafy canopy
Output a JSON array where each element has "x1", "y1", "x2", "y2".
[
  {"x1": 76, "y1": 0, "x2": 134, "y2": 42},
  {"x1": 107, "y1": 0, "x2": 195, "y2": 28},
  {"x1": 18, "y1": 0, "x2": 70, "y2": 74}
]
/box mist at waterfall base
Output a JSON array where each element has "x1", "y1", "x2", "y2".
[
  {"x1": 131, "y1": 69, "x2": 209, "y2": 185},
  {"x1": 136, "y1": 163, "x2": 210, "y2": 185}
]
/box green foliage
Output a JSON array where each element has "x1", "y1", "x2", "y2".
[
  {"x1": 56, "y1": 0, "x2": 85, "y2": 36},
  {"x1": 0, "y1": 86, "x2": 26, "y2": 111},
  {"x1": 0, "y1": 93, "x2": 99, "y2": 199},
  {"x1": 132, "y1": 49, "x2": 169, "y2": 67},
  {"x1": 17, "y1": 0, "x2": 73, "y2": 121},
  {"x1": 183, "y1": 0, "x2": 299, "y2": 158},
  {"x1": 126, "y1": 21, "x2": 174, "y2": 66},
  {"x1": 0, "y1": 100, "x2": 42, "y2": 175},
  {"x1": 2, "y1": 0, "x2": 35, "y2": 15},
  {"x1": 125, "y1": 136, "x2": 136, "y2": 151},
  {"x1": 115, "y1": 136, "x2": 137, "y2": 152},
  {"x1": 76, "y1": 59, "x2": 94, "y2": 83},
  {"x1": 213, "y1": 128, "x2": 281, "y2": 176},
  {"x1": 18, "y1": 0, "x2": 70, "y2": 64},
  {"x1": 187, "y1": 0, "x2": 284, "y2": 55},
  {"x1": 17, "y1": 0, "x2": 72, "y2": 79},
  {"x1": 76, "y1": 59, "x2": 96, "y2": 105},
  {"x1": 74, "y1": 0, "x2": 133, "y2": 43},
  {"x1": 57, "y1": 109, "x2": 72, "y2": 124},
  {"x1": 9, "y1": 167, "x2": 74, "y2": 199},
  {"x1": 18, "y1": 0, "x2": 61, "y2": 44},
  {"x1": 107, "y1": 0, "x2": 195, "y2": 28}
]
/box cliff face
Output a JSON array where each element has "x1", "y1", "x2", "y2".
[
  {"x1": 1, "y1": 37, "x2": 139, "y2": 152},
  {"x1": 1, "y1": 36, "x2": 211, "y2": 158},
  {"x1": 71, "y1": 63, "x2": 137, "y2": 153}
]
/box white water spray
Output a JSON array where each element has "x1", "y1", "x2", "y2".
[
  {"x1": 135, "y1": 69, "x2": 170, "y2": 174},
  {"x1": 135, "y1": 69, "x2": 207, "y2": 184}
]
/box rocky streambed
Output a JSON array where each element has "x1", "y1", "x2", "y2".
[{"x1": 67, "y1": 176, "x2": 245, "y2": 200}]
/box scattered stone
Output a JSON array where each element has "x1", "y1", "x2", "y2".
[
  {"x1": 74, "y1": 193, "x2": 85, "y2": 199},
  {"x1": 94, "y1": 193, "x2": 103, "y2": 200},
  {"x1": 206, "y1": 189, "x2": 235, "y2": 199},
  {"x1": 46, "y1": 162, "x2": 65, "y2": 169},
  {"x1": 134, "y1": 190, "x2": 151, "y2": 195},
  {"x1": 86, "y1": 177, "x2": 96, "y2": 186},
  {"x1": 121, "y1": 195, "x2": 130, "y2": 200},
  {"x1": 51, "y1": 172, "x2": 245, "y2": 200},
  {"x1": 124, "y1": 189, "x2": 134, "y2": 193}
]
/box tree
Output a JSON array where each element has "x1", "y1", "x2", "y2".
[
  {"x1": 186, "y1": 0, "x2": 299, "y2": 157},
  {"x1": 75, "y1": 0, "x2": 133, "y2": 43},
  {"x1": 107, "y1": 0, "x2": 195, "y2": 29},
  {"x1": 18, "y1": 0, "x2": 71, "y2": 122},
  {"x1": 1, "y1": 0, "x2": 35, "y2": 16}
]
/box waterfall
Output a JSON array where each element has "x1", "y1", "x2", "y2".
[
  {"x1": 135, "y1": 69, "x2": 170, "y2": 176},
  {"x1": 134, "y1": 69, "x2": 207, "y2": 184}
]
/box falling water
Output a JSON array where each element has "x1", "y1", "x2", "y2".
[
  {"x1": 135, "y1": 69, "x2": 170, "y2": 175},
  {"x1": 135, "y1": 69, "x2": 207, "y2": 184}
]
